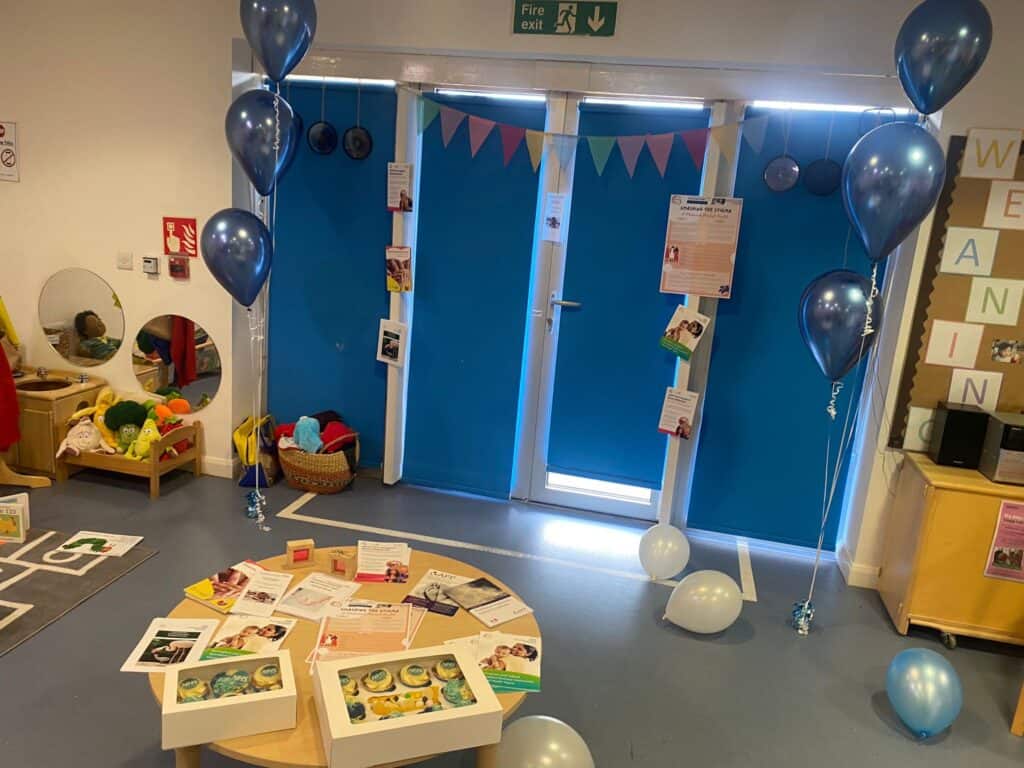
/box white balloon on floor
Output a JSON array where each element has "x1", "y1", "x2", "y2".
[
  {"x1": 664, "y1": 569, "x2": 743, "y2": 634},
  {"x1": 638, "y1": 523, "x2": 690, "y2": 580},
  {"x1": 491, "y1": 715, "x2": 595, "y2": 768}
]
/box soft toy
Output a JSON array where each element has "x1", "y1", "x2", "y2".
[
  {"x1": 294, "y1": 416, "x2": 323, "y2": 453},
  {"x1": 158, "y1": 421, "x2": 190, "y2": 460},
  {"x1": 167, "y1": 398, "x2": 192, "y2": 416},
  {"x1": 68, "y1": 387, "x2": 119, "y2": 450},
  {"x1": 116, "y1": 424, "x2": 140, "y2": 454},
  {"x1": 125, "y1": 418, "x2": 161, "y2": 460},
  {"x1": 152, "y1": 403, "x2": 174, "y2": 426},
  {"x1": 155, "y1": 386, "x2": 183, "y2": 400},
  {"x1": 105, "y1": 400, "x2": 147, "y2": 432},
  {"x1": 56, "y1": 417, "x2": 116, "y2": 458}
]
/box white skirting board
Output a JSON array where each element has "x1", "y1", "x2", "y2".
[
  {"x1": 202, "y1": 455, "x2": 237, "y2": 480},
  {"x1": 836, "y1": 544, "x2": 880, "y2": 589}
]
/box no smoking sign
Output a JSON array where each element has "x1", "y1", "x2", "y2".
[{"x1": 0, "y1": 121, "x2": 19, "y2": 182}]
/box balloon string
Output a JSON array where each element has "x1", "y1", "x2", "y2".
[
  {"x1": 863, "y1": 263, "x2": 879, "y2": 338},
  {"x1": 826, "y1": 381, "x2": 842, "y2": 420},
  {"x1": 823, "y1": 113, "x2": 834, "y2": 161}
]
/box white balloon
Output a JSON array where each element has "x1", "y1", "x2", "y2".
[
  {"x1": 494, "y1": 715, "x2": 595, "y2": 768},
  {"x1": 664, "y1": 569, "x2": 743, "y2": 634},
  {"x1": 638, "y1": 524, "x2": 690, "y2": 580}
]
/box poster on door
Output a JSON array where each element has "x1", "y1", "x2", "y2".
[
  {"x1": 660, "y1": 195, "x2": 742, "y2": 299},
  {"x1": 984, "y1": 500, "x2": 1024, "y2": 583},
  {"x1": 0, "y1": 122, "x2": 19, "y2": 183},
  {"x1": 657, "y1": 387, "x2": 700, "y2": 439},
  {"x1": 163, "y1": 217, "x2": 198, "y2": 257},
  {"x1": 543, "y1": 193, "x2": 567, "y2": 243}
]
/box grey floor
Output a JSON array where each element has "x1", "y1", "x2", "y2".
[{"x1": 1, "y1": 469, "x2": 1022, "y2": 767}]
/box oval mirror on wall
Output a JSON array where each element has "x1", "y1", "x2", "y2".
[
  {"x1": 38, "y1": 268, "x2": 125, "y2": 367},
  {"x1": 132, "y1": 315, "x2": 221, "y2": 412}
]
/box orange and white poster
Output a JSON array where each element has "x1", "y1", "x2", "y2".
[{"x1": 660, "y1": 195, "x2": 742, "y2": 299}]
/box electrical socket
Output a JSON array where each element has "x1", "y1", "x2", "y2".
[{"x1": 117, "y1": 251, "x2": 133, "y2": 270}]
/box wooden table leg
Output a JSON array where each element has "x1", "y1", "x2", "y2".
[
  {"x1": 476, "y1": 743, "x2": 498, "y2": 768},
  {"x1": 175, "y1": 745, "x2": 201, "y2": 768},
  {"x1": 1012, "y1": 682, "x2": 1024, "y2": 736}
]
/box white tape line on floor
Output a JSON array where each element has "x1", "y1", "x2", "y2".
[{"x1": 737, "y1": 539, "x2": 757, "y2": 602}]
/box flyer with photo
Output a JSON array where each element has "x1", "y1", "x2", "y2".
[
  {"x1": 403, "y1": 568, "x2": 472, "y2": 616},
  {"x1": 60, "y1": 531, "x2": 144, "y2": 557},
  {"x1": 660, "y1": 305, "x2": 711, "y2": 360},
  {"x1": 984, "y1": 501, "x2": 1024, "y2": 583},
  {"x1": 230, "y1": 570, "x2": 294, "y2": 618},
  {"x1": 476, "y1": 632, "x2": 542, "y2": 693},
  {"x1": 120, "y1": 618, "x2": 218, "y2": 673},
  {"x1": 377, "y1": 319, "x2": 408, "y2": 368},
  {"x1": 277, "y1": 573, "x2": 361, "y2": 621},
  {"x1": 183, "y1": 560, "x2": 266, "y2": 614},
  {"x1": 658, "y1": 387, "x2": 700, "y2": 439},
  {"x1": 444, "y1": 577, "x2": 533, "y2": 628},
  {"x1": 386, "y1": 246, "x2": 413, "y2": 292},
  {"x1": 355, "y1": 540, "x2": 411, "y2": 583},
  {"x1": 201, "y1": 616, "x2": 297, "y2": 660},
  {"x1": 386, "y1": 162, "x2": 414, "y2": 212}
]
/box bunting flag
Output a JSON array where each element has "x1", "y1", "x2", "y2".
[
  {"x1": 741, "y1": 114, "x2": 770, "y2": 154},
  {"x1": 645, "y1": 133, "x2": 675, "y2": 177},
  {"x1": 710, "y1": 123, "x2": 740, "y2": 165},
  {"x1": 550, "y1": 134, "x2": 578, "y2": 170},
  {"x1": 468, "y1": 116, "x2": 496, "y2": 157},
  {"x1": 525, "y1": 129, "x2": 545, "y2": 172},
  {"x1": 439, "y1": 106, "x2": 466, "y2": 148},
  {"x1": 418, "y1": 98, "x2": 440, "y2": 134},
  {"x1": 500, "y1": 124, "x2": 526, "y2": 166},
  {"x1": 681, "y1": 128, "x2": 709, "y2": 170},
  {"x1": 587, "y1": 136, "x2": 616, "y2": 176},
  {"x1": 617, "y1": 135, "x2": 645, "y2": 177}
]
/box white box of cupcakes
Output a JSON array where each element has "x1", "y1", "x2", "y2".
[
  {"x1": 161, "y1": 651, "x2": 297, "y2": 749},
  {"x1": 312, "y1": 644, "x2": 502, "y2": 768}
]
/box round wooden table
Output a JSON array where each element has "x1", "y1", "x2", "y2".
[{"x1": 149, "y1": 547, "x2": 540, "y2": 768}]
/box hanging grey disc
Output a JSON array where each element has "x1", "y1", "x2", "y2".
[{"x1": 764, "y1": 155, "x2": 800, "y2": 192}]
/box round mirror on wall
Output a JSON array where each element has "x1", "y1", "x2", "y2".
[
  {"x1": 132, "y1": 315, "x2": 221, "y2": 412},
  {"x1": 38, "y1": 268, "x2": 125, "y2": 367}
]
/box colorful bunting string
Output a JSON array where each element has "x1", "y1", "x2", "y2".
[
  {"x1": 680, "y1": 128, "x2": 709, "y2": 170},
  {"x1": 586, "y1": 136, "x2": 616, "y2": 176},
  {"x1": 550, "y1": 134, "x2": 578, "y2": 170},
  {"x1": 439, "y1": 106, "x2": 465, "y2": 148},
  {"x1": 710, "y1": 123, "x2": 740, "y2": 165},
  {"x1": 499, "y1": 124, "x2": 526, "y2": 166},
  {"x1": 468, "y1": 116, "x2": 496, "y2": 157},
  {"x1": 525, "y1": 130, "x2": 545, "y2": 172},
  {"x1": 741, "y1": 115, "x2": 770, "y2": 155},
  {"x1": 617, "y1": 135, "x2": 645, "y2": 177},
  {"x1": 646, "y1": 133, "x2": 675, "y2": 178},
  {"x1": 418, "y1": 98, "x2": 440, "y2": 133}
]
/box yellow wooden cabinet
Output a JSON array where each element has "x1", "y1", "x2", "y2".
[{"x1": 879, "y1": 452, "x2": 1024, "y2": 646}]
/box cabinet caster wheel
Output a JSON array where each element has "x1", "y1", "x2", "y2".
[{"x1": 941, "y1": 632, "x2": 957, "y2": 650}]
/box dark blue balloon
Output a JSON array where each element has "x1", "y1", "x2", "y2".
[
  {"x1": 842, "y1": 122, "x2": 946, "y2": 263},
  {"x1": 887, "y1": 648, "x2": 963, "y2": 739},
  {"x1": 895, "y1": 0, "x2": 992, "y2": 115},
  {"x1": 201, "y1": 209, "x2": 272, "y2": 307},
  {"x1": 240, "y1": 0, "x2": 317, "y2": 83},
  {"x1": 281, "y1": 110, "x2": 302, "y2": 176},
  {"x1": 799, "y1": 270, "x2": 880, "y2": 382},
  {"x1": 225, "y1": 89, "x2": 296, "y2": 196}
]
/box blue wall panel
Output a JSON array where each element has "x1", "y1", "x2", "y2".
[
  {"x1": 270, "y1": 84, "x2": 396, "y2": 467},
  {"x1": 403, "y1": 96, "x2": 546, "y2": 498}
]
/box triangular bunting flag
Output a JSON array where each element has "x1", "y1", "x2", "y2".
[
  {"x1": 741, "y1": 115, "x2": 769, "y2": 155},
  {"x1": 645, "y1": 133, "x2": 675, "y2": 177},
  {"x1": 587, "y1": 136, "x2": 615, "y2": 175},
  {"x1": 710, "y1": 123, "x2": 740, "y2": 165},
  {"x1": 439, "y1": 106, "x2": 466, "y2": 148},
  {"x1": 617, "y1": 135, "x2": 645, "y2": 177},
  {"x1": 468, "y1": 116, "x2": 496, "y2": 157},
  {"x1": 500, "y1": 124, "x2": 526, "y2": 166},
  {"x1": 418, "y1": 98, "x2": 440, "y2": 134},
  {"x1": 550, "y1": 134, "x2": 578, "y2": 169},
  {"x1": 525, "y1": 129, "x2": 545, "y2": 172},
  {"x1": 680, "y1": 128, "x2": 709, "y2": 170}
]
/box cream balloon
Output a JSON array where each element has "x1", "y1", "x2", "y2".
[
  {"x1": 491, "y1": 715, "x2": 595, "y2": 768},
  {"x1": 664, "y1": 570, "x2": 743, "y2": 634},
  {"x1": 638, "y1": 524, "x2": 690, "y2": 580}
]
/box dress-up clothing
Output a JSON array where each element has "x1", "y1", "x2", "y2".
[
  {"x1": 170, "y1": 316, "x2": 197, "y2": 388},
  {"x1": 0, "y1": 345, "x2": 20, "y2": 451}
]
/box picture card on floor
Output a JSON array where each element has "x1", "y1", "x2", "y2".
[
  {"x1": 183, "y1": 560, "x2": 266, "y2": 614},
  {"x1": 355, "y1": 541, "x2": 410, "y2": 583},
  {"x1": 377, "y1": 319, "x2": 408, "y2": 368},
  {"x1": 477, "y1": 632, "x2": 541, "y2": 693},
  {"x1": 121, "y1": 618, "x2": 218, "y2": 673},
  {"x1": 0, "y1": 493, "x2": 29, "y2": 544},
  {"x1": 201, "y1": 616, "x2": 297, "y2": 660},
  {"x1": 230, "y1": 570, "x2": 293, "y2": 618},
  {"x1": 59, "y1": 531, "x2": 143, "y2": 557},
  {"x1": 443, "y1": 577, "x2": 533, "y2": 628},
  {"x1": 660, "y1": 305, "x2": 710, "y2": 360},
  {"x1": 278, "y1": 573, "x2": 361, "y2": 621},
  {"x1": 403, "y1": 569, "x2": 472, "y2": 616},
  {"x1": 658, "y1": 387, "x2": 700, "y2": 439}
]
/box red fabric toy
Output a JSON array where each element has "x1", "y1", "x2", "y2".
[
  {"x1": 275, "y1": 422, "x2": 296, "y2": 441},
  {"x1": 0, "y1": 346, "x2": 20, "y2": 451},
  {"x1": 158, "y1": 421, "x2": 191, "y2": 460},
  {"x1": 321, "y1": 421, "x2": 356, "y2": 453}
]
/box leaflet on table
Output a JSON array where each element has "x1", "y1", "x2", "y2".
[
  {"x1": 443, "y1": 577, "x2": 533, "y2": 628},
  {"x1": 277, "y1": 573, "x2": 361, "y2": 621},
  {"x1": 120, "y1": 618, "x2": 218, "y2": 673},
  {"x1": 230, "y1": 570, "x2": 294, "y2": 617},
  {"x1": 476, "y1": 632, "x2": 542, "y2": 693},
  {"x1": 183, "y1": 560, "x2": 267, "y2": 614},
  {"x1": 201, "y1": 616, "x2": 297, "y2": 660},
  {"x1": 984, "y1": 500, "x2": 1024, "y2": 583},
  {"x1": 309, "y1": 601, "x2": 419, "y2": 665},
  {"x1": 402, "y1": 568, "x2": 473, "y2": 616},
  {"x1": 355, "y1": 540, "x2": 411, "y2": 583},
  {"x1": 659, "y1": 305, "x2": 711, "y2": 361},
  {"x1": 60, "y1": 530, "x2": 144, "y2": 557}
]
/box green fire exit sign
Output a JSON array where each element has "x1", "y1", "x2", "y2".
[{"x1": 513, "y1": 2, "x2": 618, "y2": 37}]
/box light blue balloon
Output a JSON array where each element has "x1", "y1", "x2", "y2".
[
  {"x1": 886, "y1": 648, "x2": 963, "y2": 739},
  {"x1": 240, "y1": 0, "x2": 318, "y2": 83},
  {"x1": 200, "y1": 209, "x2": 272, "y2": 307},
  {"x1": 842, "y1": 122, "x2": 946, "y2": 263},
  {"x1": 895, "y1": 0, "x2": 993, "y2": 115},
  {"x1": 225, "y1": 89, "x2": 297, "y2": 197}
]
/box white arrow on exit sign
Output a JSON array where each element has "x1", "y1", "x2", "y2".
[{"x1": 587, "y1": 5, "x2": 606, "y2": 32}]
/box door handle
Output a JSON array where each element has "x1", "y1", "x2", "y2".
[{"x1": 550, "y1": 298, "x2": 582, "y2": 308}]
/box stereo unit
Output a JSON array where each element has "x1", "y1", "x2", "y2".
[
  {"x1": 979, "y1": 412, "x2": 1024, "y2": 485},
  {"x1": 928, "y1": 402, "x2": 989, "y2": 469}
]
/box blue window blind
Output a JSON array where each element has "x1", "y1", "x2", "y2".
[
  {"x1": 403, "y1": 95, "x2": 546, "y2": 498},
  {"x1": 269, "y1": 83, "x2": 396, "y2": 467},
  {"x1": 546, "y1": 103, "x2": 711, "y2": 489},
  {"x1": 686, "y1": 108, "x2": 901, "y2": 548}
]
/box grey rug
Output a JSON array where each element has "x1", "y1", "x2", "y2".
[{"x1": 0, "y1": 528, "x2": 156, "y2": 656}]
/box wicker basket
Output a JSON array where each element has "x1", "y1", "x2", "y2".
[{"x1": 279, "y1": 434, "x2": 360, "y2": 494}]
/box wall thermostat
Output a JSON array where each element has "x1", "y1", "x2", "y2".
[{"x1": 142, "y1": 255, "x2": 160, "y2": 275}]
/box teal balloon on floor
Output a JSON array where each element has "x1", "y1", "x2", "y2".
[
  {"x1": 492, "y1": 716, "x2": 594, "y2": 768},
  {"x1": 886, "y1": 648, "x2": 963, "y2": 739}
]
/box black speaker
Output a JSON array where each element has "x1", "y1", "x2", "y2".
[{"x1": 928, "y1": 402, "x2": 989, "y2": 469}]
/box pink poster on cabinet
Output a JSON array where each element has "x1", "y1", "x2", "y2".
[{"x1": 984, "y1": 500, "x2": 1024, "y2": 582}]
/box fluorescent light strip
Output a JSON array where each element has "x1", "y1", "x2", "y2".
[
  {"x1": 584, "y1": 96, "x2": 705, "y2": 110},
  {"x1": 284, "y1": 75, "x2": 396, "y2": 87},
  {"x1": 752, "y1": 99, "x2": 913, "y2": 115},
  {"x1": 434, "y1": 88, "x2": 546, "y2": 103}
]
